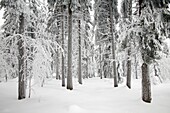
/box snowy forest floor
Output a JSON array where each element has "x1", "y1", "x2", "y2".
[{"x1": 0, "y1": 77, "x2": 170, "y2": 113}]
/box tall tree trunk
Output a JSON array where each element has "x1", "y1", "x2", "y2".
[
  {"x1": 18, "y1": 13, "x2": 26, "y2": 100},
  {"x1": 61, "y1": 1, "x2": 65, "y2": 87},
  {"x1": 121, "y1": 0, "x2": 132, "y2": 89},
  {"x1": 67, "y1": 1, "x2": 73, "y2": 90},
  {"x1": 109, "y1": 0, "x2": 118, "y2": 87},
  {"x1": 134, "y1": 38, "x2": 138, "y2": 79},
  {"x1": 141, "y1": 62, "x2": 152, "y2": 103},
  {"x1": 78, "y1": 19, "x2": 82, "y2": 84}
]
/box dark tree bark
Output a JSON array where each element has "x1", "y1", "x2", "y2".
[
  {"x1": 5, "y1": 72, "x2": 7, "y2": 82},
  {"x1": 109, "y1": 0, "x2": 118, "y2": 87},
  {"x1": 121, "y1": 0, "x2": 132, "y2": 89},
  {"x1": 99, "y1": 45, "x2": 102, "y2": 79},
  {"x1": 61, "y1": 1, "x2": 65, "y2": 87},
  {"x1": 78, "y1": 19, "x2": 82, "y2": 84},
  {"x1": 67, "y1": 0, "x2": 73, "y2": 90},
  {"x1": 126, "y1": 0, "x2": 132, "y2": 89},
  {"x1": 141, "y1": 62, "x2": 152, "y2": 103},
  {"x1": 134, "y1": 54, "x2": 138, "y2": 79},
  {"x1": 18, "y1": 13, "x2": 26, "y2": 100},
  {"x1": 126, "y1": 47, "x2": 131, "y2": 89}
]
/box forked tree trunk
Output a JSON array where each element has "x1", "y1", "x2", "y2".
[
  {"x1": 67, "y1": 1, "x2": 73, "y2": 90},
  {"x1": 78, "y1": 19, "x2": 82, "y2": 84},
  {"x1": 18, "y1": 13, "x2": 26, "y2": 100},
  {"x1": 61, "y1": 1, "x2": 65, "y2": 87},
  {"x1": 109, "y1": 0, "x2": 118, "y2": 87},
  {"x1": 141, "y1": 62, "x2": 152, "y2": 103}
]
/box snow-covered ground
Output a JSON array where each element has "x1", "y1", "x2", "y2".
[{"x1": 0, "y1": 77, "x2": 170, "y2": 113}]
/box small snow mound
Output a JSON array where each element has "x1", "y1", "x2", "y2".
[{"x1": 68, "y1": 105, "x2": 86, "y2": 113}]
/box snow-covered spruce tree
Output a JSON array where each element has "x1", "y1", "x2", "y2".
[
  {"x1": 47, "y1": 0, "x2": 68, "y2": 87},
  {"x1": 78, "y1": 0, "x2": 92, "y2": 82},
  {"x1": 94, "y1": 0, "x2": 119, "y2": 86},
  {"x1": 47, "y1": 0, "x2": 60, "y2": 80},
  {"x1": 0, "y1": 33, "x2": 9, "y2": 82},
  {"x1": 0, "y1": 2, "x2": 19, "y2": 82},
  {"x1": 64, "y1": 0, "x2": 92, "y2": 89},
  {"x1": 0, "y1": 0, "x2": 57, "y2": 98},
  {"x1": 120, "y1": 0, "x2": 132, "y2": 89},
  {"x1": 138, "y1": 0, "x2": 170, "y2": 103},
  {"x1": 94, "y1": 0, "x2": 112, "y2": 79},
  {"x1": 0, "y1": 0, "x2": 30, "y2": 100},
  {"x1": 47, "y1": 0, "x2": 73, "y2": 89},
  {"x1": 109, "y1": 0, "x2": 119, "y2": 87},
  {"x1": 83, "y1": 0, "x2": 93, "y2": 79}
]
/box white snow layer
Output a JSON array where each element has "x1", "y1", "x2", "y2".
[{"x1": 0, "y1": 77, "x2": 170, "y2": 113}]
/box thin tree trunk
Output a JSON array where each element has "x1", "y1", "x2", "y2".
[
  {"x1": 117, "y1": 62, "x2": 121, "y2": 83},
  {"x1": 18, "y1": 13, "x2": 26, "y2": 100},
  {"x1": 67, "y1": 1, "x2": 73, "y2": 90},
  {"x1": 99, "y1": 45, "x2": 102, "y2": 79},
  {"x1": 28, "y1": 75, "x2": 32, "y2": 98},
  {"x1": 142, "y1": 62, "x2": 152, "y2": 103},
  {"x1": 61, "y1": 1, "x2": 65, "y2": 87},
  {"x1": 109, "y1": 0, "x2": 118, "y2": 87},
  {"x1": 5, "y1": 70, "x2": 7, "y2": 82},
  {"x1": 86, "y1": 56, "x2": 89, "y2": 78},
  {"x1": 134, "y1": 52, "x2": 138, "y2": 79},
  {"x1": 78, "y1": 19, "x2": 82, "y2": 84},
  {"x1": 56, "y1": 50, "x2": 60, "y2": 79}
]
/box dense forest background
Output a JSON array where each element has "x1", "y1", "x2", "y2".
[{"x1": 0, "y1": 0, "x2": 170, "y2": 109}]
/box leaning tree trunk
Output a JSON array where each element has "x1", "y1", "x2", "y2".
[
  {"x1": 18, "y1": 13, "x2": 26, "y2": 100},
  {"x1": 141, "y1": 62, "x2": 152, "y2": 103},
  {"x1": 61, "y1": 1, "x2": 65, "y2": 87},
  {"x1": 67, "y1": 1, "x2": 73, "y2": 90},
  {"x1": 78, "y1": 19, "x2": 82, "y2": 84},
  {"x1": 109, "y1": 0, "x2": 118, "y2": 87}
]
